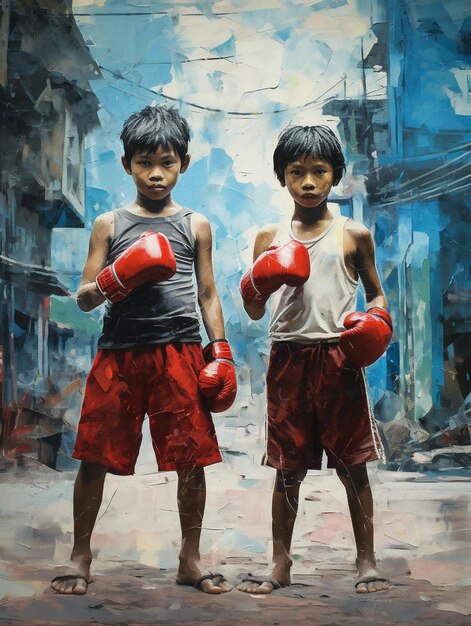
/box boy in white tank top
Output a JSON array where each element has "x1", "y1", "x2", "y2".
[{"x1": 239, "y1": 125, "x2": 393, "y2": 594}]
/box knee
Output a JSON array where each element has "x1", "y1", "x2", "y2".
[
  {"x1": 80, "y1": 461, "x2": 107, "y2": 482},
  {"x1": 177, "y1": 467, "x2": 205, "y2": 488},
  {"x1": 336, "y1": 464, "x2": 369, "y2": 491},
  {"x1": 275, "y1": 469, "x2": 306, "y2": 491}
]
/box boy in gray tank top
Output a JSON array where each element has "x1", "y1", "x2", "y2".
[
  {"x1": 51, "y1": 105, "x2": 236, "y2": 595},
  {"x1": 239, "y1": 126, "x2": 393, "y2": 595}
]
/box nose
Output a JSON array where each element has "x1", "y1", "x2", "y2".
[
  {"x1": 149, "y1": 167, "x2": 164, "y2": 181},
  {"x1": 302, "y1": 175, "x2": 315, "y2": 190}
]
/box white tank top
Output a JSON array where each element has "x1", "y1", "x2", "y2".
[{"x1": 269, "y1": 213, "x2": 358, "y2": 343}]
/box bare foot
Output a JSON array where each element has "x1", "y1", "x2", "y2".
[
  {"x1": 236, "y1": 562, "x2": 291, "y2": 594},
  {"x1": 176, "y1": 560, "x2": 232, "y2": 594},
  {"x1": 355, "y1": 556, "x2": 390, "y2": 594},
  {"x1": 51, "y1": 555, "x2": 91, "y2": 595}
]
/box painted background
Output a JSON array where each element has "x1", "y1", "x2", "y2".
[
  {"x1": 2, "y1": 0, "x2": 469, "y2": 472},
  {"x1": 0, "y1": 0, "x2": 471, "y2": 622}
]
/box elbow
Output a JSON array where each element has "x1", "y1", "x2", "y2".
[
  {"x1": 76, "y1": 290, "x2": 100, "y2": 312},
  {"x1": 198, "y1": 289, "x2": 218, "y2": 311},
  {"x1": 243, "y1": 302, "x2": 265, "y2": 320},
  {"x1": 76, "y1": 295, "x2": 93, "y2": 312}
]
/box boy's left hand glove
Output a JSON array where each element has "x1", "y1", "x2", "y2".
[
  {"x1": 199, "y1": 340, "x2": 237, "y2": 413},
  {"x1": 339, "y1": 307, "x2": 392, "y2": 368}
]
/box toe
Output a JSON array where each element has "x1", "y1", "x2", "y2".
[
  {"x1": 237, "y1": 581, "x2": 275, "y2": 594},
  {"x1": 219, "y1": 580, "x2": 233, "y2": 592},
  {"x1": 254, "y1": 582, "x2": 275, "y2": 594},
  {"x1": 51, "y1": 576, "x2": 88, "y2": 595},
  {"x1": 369, "y1": 580, "x2": 390, "y2": 593},
  {"x1": 199, "y1": 577, "x2": 232, "y2": 594},
  {"x1": 199, "y1": 579, "x2": 223, "y2": 594}
]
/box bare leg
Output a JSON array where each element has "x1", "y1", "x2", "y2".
[
  {"x1": 336, "y1": 463, "x2": 390, "y2": 593},
  {"x1": 175, "y1": 467, "x2": 232, "y2": 594},
  {"x1": 237, "y1": 469, "x2": 306, "y2": 594},
  {"x1": 51, "y1": 462, "x2": 107, "y2": 594}
]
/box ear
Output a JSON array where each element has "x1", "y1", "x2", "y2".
[
  {"x1": 180, "y1": 154, "x2": 191, "y2": 174},
  {"x1": 121, "y1": 156, "x2": 132, "y2": 175},
  {"x1": 277, "y1": 174, "x2": 286, "y2": 187},
  {"x1": 275, "y1": 168, "x2": 286, "y2": 187}
]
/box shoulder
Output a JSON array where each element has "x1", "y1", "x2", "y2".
[
  {"x1": 344, "y1": 219, "x2": 370, "y2": 238},
  {"x1": 256, "y1": 222, "x2": 279, "y2": 247},
  {"x1": 189, "y1": 211, "x2": 213, "y2": 248},
  {"x1": 91, "y1": 211, "x2": 114, "y2": 238},
  {"x1": 190, "y1": 210, "x2": 210, "y2": 229},
  {"x1": 253, "y1": 222, "x2": 279, "y2": 258},
  {"x1": 190, "y1": 210, "x2": 210, "y2": 235},
  {"x1": 344, "y1": 219, "x2": 373, "y2": 247},
  {"x1": 344, "y1": 219, "x2": 376, "y2": 266}
]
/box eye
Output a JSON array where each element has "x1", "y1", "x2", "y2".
[
  {"x1": 316, "y1": 169, "x2": 327, "y2": 175},
  {"x1": 138, "y1": 160, "x2": 151, "y2": 167},
  {"x1": 163, "y1": 160, "x2": 176, "y2": 167},
  {"x1": 290, "y1": 169, "x2": 301, "y2": 176}
]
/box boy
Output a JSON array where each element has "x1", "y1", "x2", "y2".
[
  {"x1": 51, "y1": 105, "x2": 236, "y2": 595},
  {"x1": 238, "y1": 125, "x2": 392, "y2": 595}
]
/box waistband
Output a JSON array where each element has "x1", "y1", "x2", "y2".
[
  {"x1": 272, "y1": 337, "x2": 340, "y2": 347},
  {"x1": 98, "y1": 314, "x2": 201, "y2": 348}
]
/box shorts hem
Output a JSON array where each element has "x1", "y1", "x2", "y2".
[
  {"x1": 72, "y1": 451, "x2": 134, "y2": 475},
  {"x1": 262, "y1": 455, "x2": 319, "y2": 471},
  {"x1": 72, "y1": 451, "x2": 223, "y2": 475},
  {"x1": 262, "y1": 447, "x2": 381, "y2": 472},
  {"x1": 157, "y1": 454, "x2": 223, "y2": 472},
  {"x1": 326, "y1": 448, "x2": 381, "y2": 469}
]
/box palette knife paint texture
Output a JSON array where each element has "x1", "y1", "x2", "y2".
[{"x1": 0, "y1": 0, "x2": 470, "y2": 623}]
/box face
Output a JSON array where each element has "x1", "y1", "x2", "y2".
[
  {"x1": 282, "y1": 154, "x2": 334, "y2": 209},
  {"x1": 122, "y1": 144, "x2": 190, "y2": 200}
]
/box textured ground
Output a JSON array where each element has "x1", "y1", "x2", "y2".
[{"x1": 1, "y1": 452, "x2": 471, "y2": 625}]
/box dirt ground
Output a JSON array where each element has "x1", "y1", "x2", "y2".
[{"x1": 1, "y1": 456, "x2": 471, "y2": 625}]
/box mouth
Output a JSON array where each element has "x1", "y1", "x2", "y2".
[
  {"x1": 148, "y1": 184, "x2": 166, "y2": 191},
  {"x1": 301, "y1": 193, "x2": 317, "y2": 198}
]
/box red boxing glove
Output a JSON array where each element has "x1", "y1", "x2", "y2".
[
  {"x1": 339, "y1": 307, "x2": 393, "y2": 368},
  {"x1": 240, "y1": 240, "x2": 310, "y2": 306},
  {"x1": 199, "y1": 340, "x2": 237, "y2": 413},
  {"x1": 96, "y1": 231, "x2": 176, "y2": 303}
]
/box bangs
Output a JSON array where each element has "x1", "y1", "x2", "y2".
[
  {"x1": 121, "y1": 106, "x2": 190, "y2": 163},
  {"x1": 274, "y1": 125, "x2": 345, "y2": 185}
]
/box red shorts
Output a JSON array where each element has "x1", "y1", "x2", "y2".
[
  {"x1": 73, "y1": 343, "x2": 222, "y2": 474},
  {"x1": 264, "y1": 341, "x2": 383, "y2": 471}
]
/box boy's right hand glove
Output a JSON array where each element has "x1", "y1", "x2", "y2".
[
  {"x1": 199, "y1": 340, "x2": 237, "y2": 413},
  {"x1": 339, "y1": 307, "x2": 393, "y2": 368},
  {"x1": 96, "y1": 231, "x2": 176, "y2": 303},
  {"x1": 240, "y1": 240, "x2": 310, "y2": 306}
]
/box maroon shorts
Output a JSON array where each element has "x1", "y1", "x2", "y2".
[
  {"x1": 73, "y1": 343, "x2": 222, "y2": 474},
  {"x1": 263, "y1": 341, "x2": 383, "y2": 471}
]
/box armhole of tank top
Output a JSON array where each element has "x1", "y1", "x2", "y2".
[
  {"x1": 187, "y1": 210, "x2": 199, "y2": 251},
  {"x1": 107, "y1": 208, "x2": 121, "y2": 250},
  {"x1": 340, "y1": 217, "x2": 358, "y2": 286},
  {"x1": 273, "y1": 220, "x2": 291, "y2": 246}
]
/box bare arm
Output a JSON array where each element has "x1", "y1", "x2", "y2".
[
  {"x1": 193, "y1": 213, "x2": 225, "y2": 341},
  {"x1": 76, "y1": 213, "x2": 113, "y2": 312},
  {"x1": 350, "y1": 224, "x2": 388, "y2": 310},
  {"x1": 243, "y1": 224, "x2": 278, "y2": 320}
]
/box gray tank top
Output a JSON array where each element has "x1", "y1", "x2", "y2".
[{"x1": 97, "y1": 207, "x2": 201, "y2": 348}]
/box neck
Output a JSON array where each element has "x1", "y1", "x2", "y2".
[
  {"x1": 293, "y1": 199, "x2": 331, "y2": 225},
  {"x1": 135, "y1": 191, "x2": 174, "y2": 213}
]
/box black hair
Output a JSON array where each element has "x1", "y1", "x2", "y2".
[
  {"x1": 120, "y1": 105, "x2": 190, "y2": 165},
  {"x1": 273, "y1": 125, "x2": 346, "y2": 186}
]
